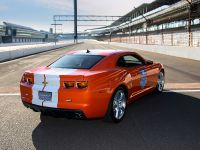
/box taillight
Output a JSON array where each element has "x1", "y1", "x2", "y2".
[
  {"x1": 21, "y1": 74, "x2": 33, "y2": 85},
  {"x1": 76, "y1": 81, "x2": 88, "y2": 89},
  {"x1": 63, "y1": 81, "x2": 88, "y2": 89},
  {"x1": 64, "y1": 81, "x2": 75, "y2": 88}
]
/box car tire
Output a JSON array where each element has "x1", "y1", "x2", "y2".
[
  {"x1": 41, "y1": 111, "x2": 47, "y2": 116},
  {"x1": 104, "y1": 87, "x2": 127, "y2": 123},
  {"x1": 40, "y1": 112, "x2": 48, "y2": 123},
  {"x1": 155, "y1": 71, "x2": 165, "y2": 93}
]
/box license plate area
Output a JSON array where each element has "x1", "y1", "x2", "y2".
[{"x1": 38, "y1": 91, "x2": 52, "y2": 101}]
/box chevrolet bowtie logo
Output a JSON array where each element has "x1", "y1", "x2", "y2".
[{"x1": 42, "y1": 81, "x2": 48, "y2": 86}]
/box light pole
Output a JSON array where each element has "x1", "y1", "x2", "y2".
[
  {"x1": 74, "y1": 0, "x2": 78, "y2": 43},
  {"x1": 186, "y1": 0, "x2": 192, "y2": 46},
  {"x1": 134, "y1": 7, "x2": 149, "y2": 45}
]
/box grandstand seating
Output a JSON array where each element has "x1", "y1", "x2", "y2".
[{"x1": 0, "y1": 22, "x2": 57, "y2": 44}]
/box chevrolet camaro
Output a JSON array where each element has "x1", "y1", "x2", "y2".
[{"x1": 20, "y1": 49, "x2": 165, "y2": 122}]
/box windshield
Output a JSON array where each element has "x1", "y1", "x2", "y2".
[{"x1": 49, "y1": 55, "x2": 104, "y2": 69}]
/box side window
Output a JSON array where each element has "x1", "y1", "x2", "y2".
[
  {"x1": 117, "y1": 55, "x2": 144, "y2": 67},
  {"x1": 117, "y1": 57, "x2": 126, "y2": 67}
]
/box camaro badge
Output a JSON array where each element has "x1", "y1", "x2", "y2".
[
  {"x1": 140, "y1": 70, "x2": 147, "y2": 89},
  {"x1": 42, "y1": 81, "x2": 48, "y2": 86}
]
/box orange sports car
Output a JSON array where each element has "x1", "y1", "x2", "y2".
[{"x1": 20, "y1": 49, "x2": 165, "y2": 122}]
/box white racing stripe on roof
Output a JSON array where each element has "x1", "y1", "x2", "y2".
[{"x1": 73, "y1": 50, "x2": 100, "y2": 55}]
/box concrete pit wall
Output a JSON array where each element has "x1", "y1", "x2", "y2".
[
  {"x1": 0, "y1": 42, "x2": 77, "y2": 62},
  {"x1": 105, "y1": 42, "x2": 200, "y2": 61},
  {"x1": 99, "y1": 29, "x2": 200, "y2": 61}
]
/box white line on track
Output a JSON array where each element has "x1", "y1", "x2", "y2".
[
  {"x1": 0, "y1": 93, "x2": 20, "y2": 96},
  {"x1": 163, "y1": 90, "x2": 200, "y2": 93}
]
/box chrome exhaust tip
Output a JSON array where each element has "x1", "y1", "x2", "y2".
[{"x1": 74, "y1": 112, "x2": 83, "y2": 119}]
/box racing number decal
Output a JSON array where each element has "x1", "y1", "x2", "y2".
[{"x1": 140, "y1": 70, "x2": 147, "y2": 89}]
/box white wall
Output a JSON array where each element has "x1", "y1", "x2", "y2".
[
  {"x1": 107, "y1": 42, "x2": 200, "y2": 61},
  {"x1": 0, "y1": 42, "x2": 77, "y2": 62}
]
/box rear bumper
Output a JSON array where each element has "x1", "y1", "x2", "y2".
[
  {"x1": 23, "y1": 101, "x2": 86, "y2": 119},
  {"x1": 21, "y1": 83, "x2": 112, "y2": 119}
]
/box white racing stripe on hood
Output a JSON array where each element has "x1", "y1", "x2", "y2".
[{"x1": 32, "y1": 68, "x2": 77, "y2": 108}]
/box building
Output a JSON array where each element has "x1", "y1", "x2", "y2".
[
  {"x1": 0, "y1": 23, "x2": 6, "y2": 43},
  {"x1": 2, "y1": 22, "x2": 46, "y2": 43},
  {"x1": 0, "y1": 22, "x2": 57, "y2": 43},
  {"x1": 40, "y1": 30, "x2": 57, "y2": 42}
]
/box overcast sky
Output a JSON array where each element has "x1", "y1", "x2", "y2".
[{"x1": 0, "y1": 0, "x2": 154, "y2": 33}]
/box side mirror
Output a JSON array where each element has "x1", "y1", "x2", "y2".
[{"x1": 146, "y1": 60, "x2": 153, "y2": 65}]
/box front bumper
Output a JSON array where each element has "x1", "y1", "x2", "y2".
[{"x1": 23, "y1": 101, "x2": 86, "y2": 119}]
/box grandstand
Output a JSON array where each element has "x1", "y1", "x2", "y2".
[
  {"x1": 0, "y1": 23, "x2": 6, "y2": 43},
  {"x1": 0, "y1": 22, "x2": 57, "y2": 44},
  {"x1": 92, "y1": 0, "x2": 200, "y2": 47},
  {"x1": 40, "y1": 30, "x2": 57, "y2": 42}
]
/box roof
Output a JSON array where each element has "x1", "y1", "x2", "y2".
[
  {"x1": 66, "y1": 49, "x2": 131, "y2": 56},
  {"x1": 3, "y1": 22, "x2": 36, "y2": 31},
  {"x1": 111, "y1": 0, "x2": 181, "y2": 26}
]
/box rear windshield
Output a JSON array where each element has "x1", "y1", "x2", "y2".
[{"x1": 49, "y1": 55, "x2": 104, "y2": 69}]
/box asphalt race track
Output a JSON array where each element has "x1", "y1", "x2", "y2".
[{"x1": 0, "y1": 40, "x2": 200, "y2": 150}]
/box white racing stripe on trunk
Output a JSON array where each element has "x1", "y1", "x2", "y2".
[
  {"x1": 32, "y1": 68, "x2": 77, "y2": 108},
  {"x1": 32, "y1": 74, "x2": 45, "y2": 106}
]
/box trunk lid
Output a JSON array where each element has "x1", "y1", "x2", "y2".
[{"x1": 29, "y1": 67, "x2": 86, "y2": 108}]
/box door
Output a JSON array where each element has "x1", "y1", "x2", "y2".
[
  {"x1": 144, "y1": 62, "x2": 159, "y2": 88},
  {"x1": 117, "y1": 54, "x2": 148, "y2": 101}
]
